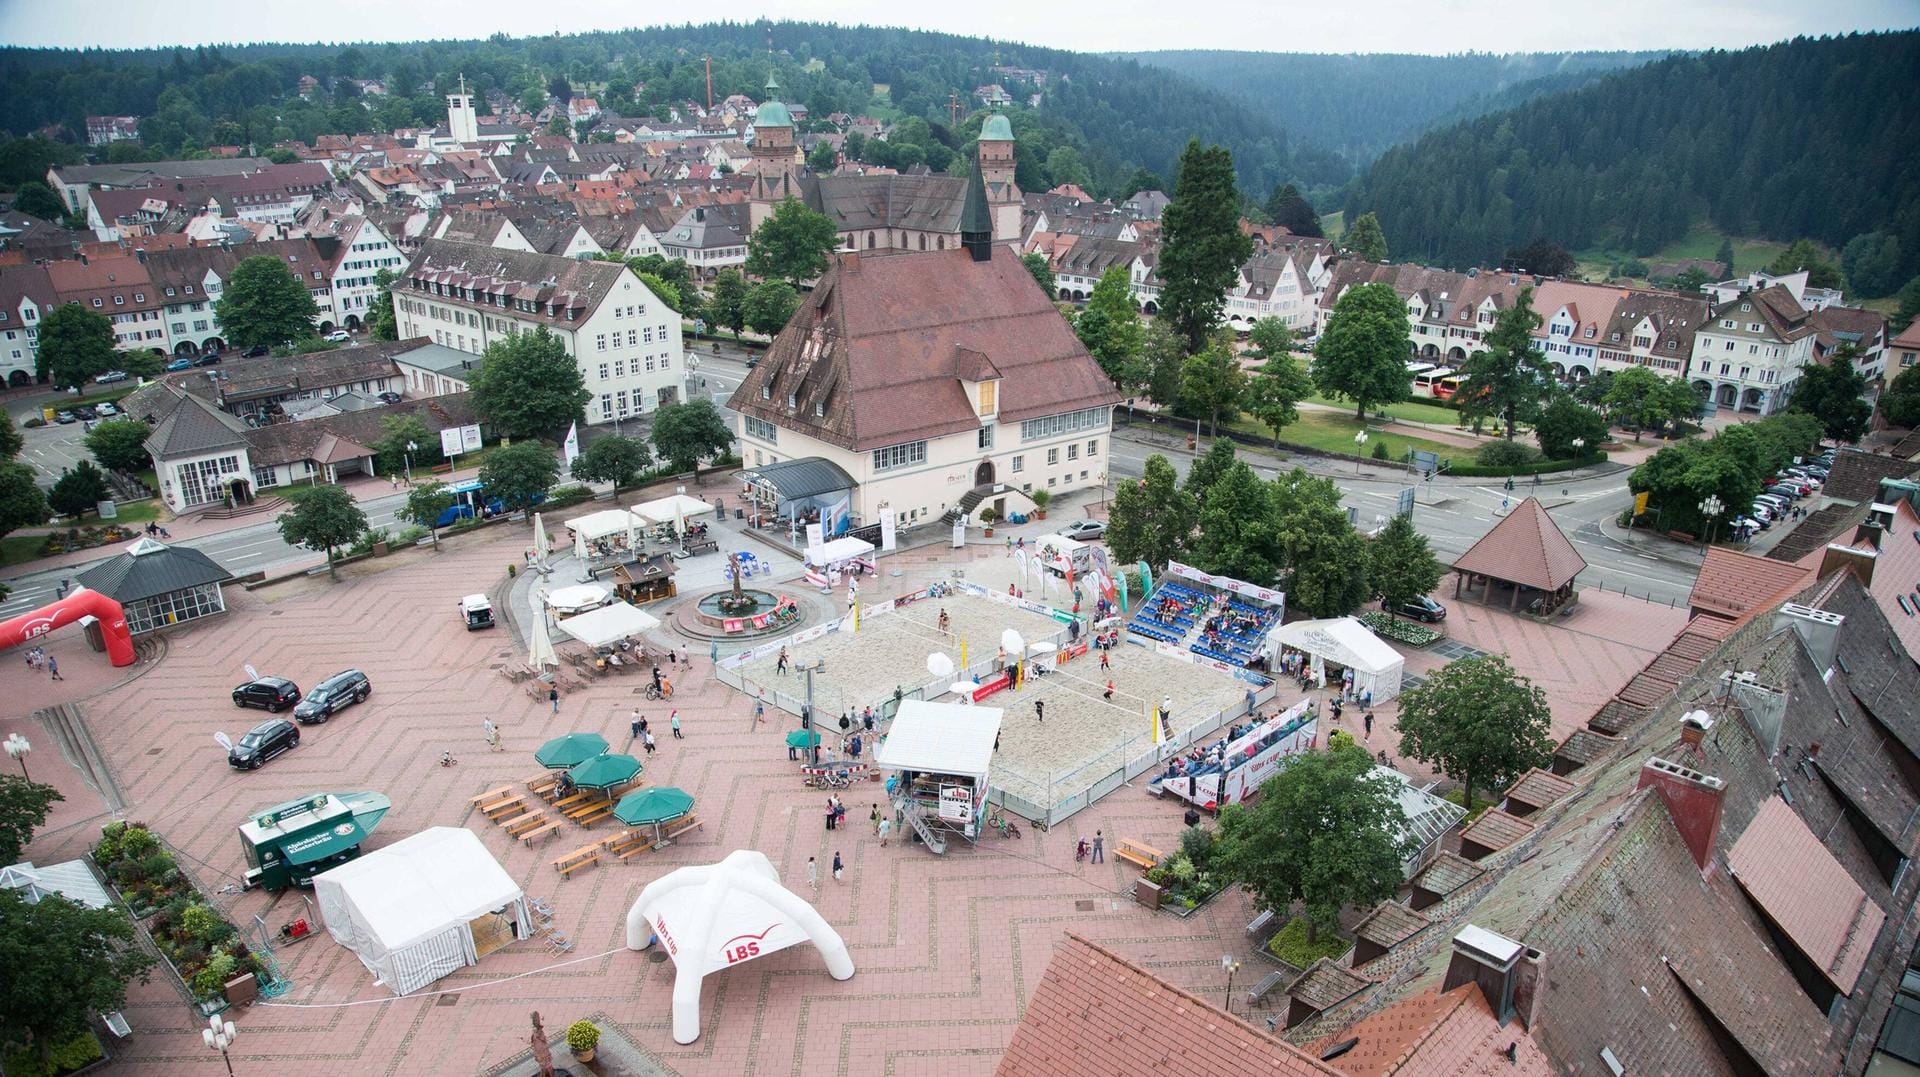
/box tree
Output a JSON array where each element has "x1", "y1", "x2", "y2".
[
  {"x1": 1395, "y1": 654, "x2": 1555, "y2": 809},
  {"x1": 478, "y1": 441, "x2": 559, "y2": 514},
  {"x1": 650, "y1": 399, "x2": 733, "y2": 475},
  {"x1": 743, "y1": 280, "x2": 799, "y2": 337},
  {"x1": 1157, "y1": 140, "x2": 1253, "y2": 352},
  {"x1": 1879, "y1": 364, "x2": 1920, "y2": 430},
  {"x1": 1180, "y1": 344, "x2": 1247, "y2": 436},
  {"x1": 1244, "y1": 316, "x2": 1295, "y2": 362},
  {"x1": 1534, "y1": 395, "x2": 1609, "y2": 459},
  {"x1": 1278, "y1": 501, "x2": 1371, "y2": 617},
  {"x1": 807, "y1": 140, "x2": 837, "y2": 173},
  {"x1": 370, "y1": 414, "x2": 437, "y2": 478},
  {"x1": 1369, "y1": 513, "x2": 1444, "y2": 621},
  {"x1": 469, "y1": 327, "x2": 589, "y2": 440},
  {"x1": 367, "y1": 268, "x2": 399, "y2": 340},
  {"x1": 1604, "y1": 366, "x2": 1690, "y2": 440},
  {"x1": 1044, "y1": 145, "x2": 1092, "y2": 190},
  {"x1": 1893, "y1": 275, "x2": 1920, "y2": 333},
  {"x1": 1715, "y1": 235, "x2": 1737, "y2": 273},
  {"x1": 1341, "y1": 211, "x2": 1388, "y2": 262},
  {"x1": 48, "y1": 461, "x2": 109, "y2": 519},
  {"x1": 1214, "y1": 737, "x2": 1409, "y2": 942},
  {"x1": 399, "y1": 480, "x2": 454, "y2": 547},
  {"x1": 1246, "y1": 354, "x2": 1312, "y2": 446},
  {"x1": 1765, "y1": 240, "x2": 1842, "y2": 292},
  {"x1": 570, "y1": 434, "x2": 651, "y2": 493},
  {"x1": 709, "y1": 269, "x2": 750, "y2": 336},
  {"x1": 1501, "y1": 238, "x2": 1575, "y2": 278},
  {"x1": 1313, "y1": 282, "x2": 1412, "y2": 420},
  {"x1": 1788, "y1": 346, "x2": 1872, "y2": 443},
  {"x1": 1183, "y1": 438, "x2": 1239, "y2": 503},
  {"x1": 1841, "y1": 231, "x2": 1904, "y2": 298},
  {"x1": 1263, "y1": 183, "x2": 1323, "y2": 237},
  {"x1": 1074, "y1": 266, "x2": 1145, "y2": 391},
  {"x1": 0, "y1": 885, "x2": 155, "y2": 1062},
  {"x1": 11, "y1": 180, "x2": 66, "y2": 221},
  {"x1": 0, "y1": 773, "x2": 61, "y2": 868},
  {"x1": 276, "y1": 484, "x2": 368, "y2": 580},
  {"x1": 36, "y1": 304, "x2": 117, "y2": 390},
  {"x1": 1107, "y1": 454, "x2": 1195, "y2": 571},
  {"x1": 0, "y1": 410, "x2": 22, "y2": 460},
  {"x1": 1457, "y1": 286, "x2": 1549, "y2": 440},
  {"x1": 744, "y1": 196, "x2": 839, "y2": 285},
  {"x1": 1020, "y1": 252, "x2": 1057, "y2": 300},
  {"x1": 215, "y1": 255, "x2": 320, "y2": 350},
  {"x1": 1192, "y1": 463, "x2": 1279, "y2": 583},
  {"x1": 1672, "y1": 266, "x2": 1711, "y2": 294},
  {"x1": 84, "y1": 419, "x2": 152, "y2": 473},
  {"x1": 0, "y1": 461, "x2": 49, "y2": 542},
  {"x1": 1141, "y1": 322, "x2": 1187, "y2": 408}
]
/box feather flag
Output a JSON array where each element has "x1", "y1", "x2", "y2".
[
  {"x1": 1151, "y1": 700, "x2": 1166, "y2": 747},
  {"x1": 1139, "y1": 560, "x2": 1154, "y2": 599},
  {"x1": 852, "y1": 601, "x2": 859, "y2": 633}
]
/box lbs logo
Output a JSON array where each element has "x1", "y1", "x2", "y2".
[{"x1": 720, "y1": 926, "x2": 778, "y2": 965}]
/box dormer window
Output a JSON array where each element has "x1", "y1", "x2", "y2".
[
  {"x1": 786, "y1": 392, "x2": 797, "y2": 409},
  {"x1": 762, "y1": 385, "x2": 771, "y2": 400}
]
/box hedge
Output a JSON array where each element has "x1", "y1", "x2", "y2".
[
  {"x1": 1127, "y1": 411, "x2": 1606, "y2": 479},
  {"x1": 1359, "y1": 611, "x2": 1442, "y2": 646},
  {"x1": 1443, "y1": 452, "x2": 1608, "y2": 478}
]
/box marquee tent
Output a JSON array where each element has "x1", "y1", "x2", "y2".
[
  {"x1": 566, "y1": 509, "x2": 642, "y2": 561},
  {"x1": 633, "y1": 493, "x2": 715, "y2": 530},
  {"x1": 1270, "y1": 616, "x2": 1405, "y2": 703},
  {"x1": 311, "y1": 828, "x2": 529, "y2": 995},
  {"x1": 556, "y1": 601, "x2": 660, "y2": 649},
  {"x1": 545, "y1": 584, "x2": 612, "y2": 615},
  {"x1": 804, "y1": 536, "x2": 873, "y2": 567}
]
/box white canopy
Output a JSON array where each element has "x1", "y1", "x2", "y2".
[
  {"x1": 633, "y1": 493, "x2": 716, "y2": 527},
  {"x1": 1271, "y1": 616, "x2": 1404, "y2": 702},
  {"x1": 804, "y1": 536, "x2": 873, "y2": 567},
  {"x1": 545, "y1": 583, "x2": 612, "y2": 614},
  {"x1": 556, "y1": 600, "x2": 660, "y2": 649},
  {"x1": 874, "y1": 700, "x2": 1002, "y2": 779},
  {"x1": 567, "y1": 508, "x2": 642, "y2": 559},
  {"x1": 311, "y1": 828, "x2": 529, "y2": 995}
]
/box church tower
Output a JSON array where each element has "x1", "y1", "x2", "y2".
[
  {"x1": 446, "y1": 75, "x2": 478, "y2": 144},
  {"x1": 747, "y1": 71, "x2": 799, "y2": 232},
  {"x1": 976, "y1": 113, "x2": 1022, "y2": 244}
]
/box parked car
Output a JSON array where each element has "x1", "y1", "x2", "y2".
[
  {"x1": 166, "y1": 358, "x2": 195, "y2": 372},
  {"x1": 194, "y1": 352, "x2": 223, "y2": 366},
  {"x1": 93, "y1": 370, "x2": 128, "y2": 384},
  {"x1": 1783, "y1": 468, "x2": 1823, "y2": 488},
  {"x1": 1385, "y1": 594, "x2": 1447, "y2": 622},
  {"x1": 1754, "y1": 492, "x2": 1792, "y2": 509},
  {"x1": 53, "y1": 410, "x2": 77, "y2": 424},
  {"x1": 228, "y1": 718, "x2": 300, "y2": 770},
  {"x1": 324, "y1": 329, "x2": 352, "y2": 343},
  {"x1": 743, "y1": 356, "x2": 760, "y2": 370},
  {"x1": 1731, "y1": 514, "x2": 1766, "y2": 534},
  {"x1": 232, "y1": 676, "x2": 302, "y2": 712},
  {"x1": 1766, "y1": 483, "x2": 1807, "y2": 500},
  {"x1": 1060, "y1": 519, "x2": 1107, "y2": 541},
  {"x1": 292, "y1": 669, "x2": 371, "y2": 724},
  {"x1": 377, "y1": 391, "x2": 402, "y2": 405},
  {"x1": 96, "y1": 402, "x2": 119, "y2": 417},
  {"x1": 243, "y1": 345, "x2": 269, "y2": 358},
  {"x1": 73, "y1": 405, "x2": 98, "y2": 420},
  {"x1": 460, "y1": 594, "x2": 495, "y2": 630}
]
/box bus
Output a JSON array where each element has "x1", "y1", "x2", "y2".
[
  {"x1": 430, "y1": 479, "x2": 545, "y2": 527},
  {"x1": 1431, "y1": 375, "x2": 1464, "y2": 402},
  {"x1": 1412, "y1": 367, "x2": 1455, "y2": 399}
]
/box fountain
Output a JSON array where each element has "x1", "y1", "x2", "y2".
[{"x1": 692, "y1": 554, "x2": 798, "y2": 634}]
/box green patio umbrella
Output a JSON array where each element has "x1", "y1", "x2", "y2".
[
  {"x1": 535, "y1": 733, "x2": 609, "y2": 769},
  {"x1": 568, "y1": 752, "x2": 643, "y2": 790},
  {"x1": 786, "y1": 729, "x2": 821, "y2": 748},
  {"x1": 613, "y1": 786, "x2": 695, "y2": 846}
]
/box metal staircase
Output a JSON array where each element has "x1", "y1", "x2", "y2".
[{"x1": 900, "y1": 805, "x2": 947, "y2": 854}]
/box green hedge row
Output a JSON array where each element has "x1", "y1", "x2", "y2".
[{"x1": 1443, "y1": 453, "x2": 1608, "y2": 478}]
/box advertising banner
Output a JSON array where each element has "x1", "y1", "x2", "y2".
[
  {"x1": 938, "y1": 785, "x2": 973, "y2": 823},
  {"x1": 1220, "y1": 714, "x2": 1319, "y2": 805}
]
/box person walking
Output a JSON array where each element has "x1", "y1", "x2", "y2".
[
  {"x1": 832, "y1": 851, "x2": 844, "y2": 882},
  {"x1": 776, "y1": 647, "x2": 789, "y2": 675},
  {"x1": 877, "y1": 816, "x2": 891, "y2": 846},
  {"x1": 48, "y1": 655, "x2": 62, "y2": 681},
  {"x1": 754, "y1": 697, "x2": 766, "y2": 726},
  {"x1": 483, "y1": 718, "x2": 501, "y2": 751},
  {"x1": 870, "y1": 804, "x2": 881, "y2": 835},
  {"x1": 1100, "y1": 650, "x2": 1110, "y2": 671},
  {"x1": 548, "y1": 686, "x2": 559, "y2": 714},
  {"x1": 1363, "y1": 710, "x2": 1375, "y2": 740},
  {"x1": 1104, "y1": 679, "x2": 1114, "y2": 701},
  {"x1": 806, "y1": 856, "x2": 818, "y2": 892},
  {"x1": 826, "y1": 798, "x2": 837, "y2": 831},
  {"x1": 630, "y1": 711, "x2": 643, "y2": 745},
  {"x1": 642, "y1": 730, "x2": 656, "y2": 756},
  {"x1": 670, "y1": 710, "x2": 682, "y2": 739},
  {"x1": 1091, "y1": 831, "x2": 1105, "y2": 864},
  {"x1": 1034, "y1": 699, "x2": 1044, "y2": 723}
]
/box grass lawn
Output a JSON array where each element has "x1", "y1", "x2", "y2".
[
  {"x1": 1443, "y1": 787, "x2": 1499, "y2": 823},
  {"x1": 1303, "y1": 392, "x2": 1461, "y2": 426},
  {"x1": 0, "y1": 534, "x2": 42, "y2": 568},
  {"x1": 1572, "y1": 221, "x2": 1803, "y2": 282},
  {"x1": 1321, "y1": 210, "x2": 1344, "y2": 244},
  {"x1": 1230, "y1": 408, "x2": 1466, "y2": 465},
  {"x1": 1266, "y1": 916, "x2": 1352, "y2": 968}
]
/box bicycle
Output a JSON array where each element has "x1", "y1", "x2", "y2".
[
  {"x1": 1075, "y1": 837, "x2": 1089, "y2": 862},
  {"x1": 645, "y1": 683, "x2": 674, "y2": 701},
  {"x1": 987, "y1": 810, "x2": 1022, "y2": 839}
]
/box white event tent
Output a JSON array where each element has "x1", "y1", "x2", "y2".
[
  {"x1": 566, "y1": 508, "x2": 643, "y2": 561},
  {"x1": 804, "y1": 536, "x2": 873, "y2": 567},
  {"x1": 1270, "y1": 616, "x2": 1405, "y2": 702},
  {"x1": 556, "y1": 601, "x2": 660, "y2": 649},
  {"x1": 633, "y1": 493, "x2": 715, "y2": 532},
  {"x1": 312, "y1": 828, "x2": 530, "y2": 995}
]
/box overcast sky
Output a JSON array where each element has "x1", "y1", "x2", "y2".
[{"x1": 1, "y1": 0, "x2": 1915, "y2": 54}]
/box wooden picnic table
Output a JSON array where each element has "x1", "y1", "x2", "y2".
[
  {"x1": 520, "y1": 820, "x2": 563, "y2": 846},
  {"x1": 552, "y1": 843, "x2": 602, "y2": 879},
  {"x1": 553, "y1": 791, "x2": 592, "y2": 811},
  {"x1": 482, "y1": 796, "x2": 528, "y2": 820},
  {"x1": 504, "y1": 812, "x2": 548, "y2": 837},
  {"x1": 564, "y1": 798, "x2": 609, "y2": 819},
  {"x1": 573, "y1": 804, "x2": 614, "y2": 827},
  {"x1": 469, "y1": 785, "x2": 515, "y2": 807},
  {"x1": 526, "y1": 773, "x2": 560, "y2": 796}
]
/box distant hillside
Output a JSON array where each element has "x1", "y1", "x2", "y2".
[
  {"x1": 0, "y1": 22, "x2": 1348, "y2": 198},
  {"x1": 1122, "y1": 50, "x2": 1664, "y2": 166},
  {"x1": 1342, "y1": 32, "x2": 1920, "y2": 283}
]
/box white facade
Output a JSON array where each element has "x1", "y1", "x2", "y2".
[
  {"x1": 1687, "y1": 297, "x2": 1815, "y2": 414},
  {"x1": 328, "y1": 220, "x2": 405, "y2": 330}
]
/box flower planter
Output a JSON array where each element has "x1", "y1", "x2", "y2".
[{"x1": 983, "y1": 527, "x2": 995, "y2": 538}]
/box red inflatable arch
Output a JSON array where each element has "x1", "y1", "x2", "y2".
[{"x1": 0, "y1": 586, "x2": 136, "y2": 666}]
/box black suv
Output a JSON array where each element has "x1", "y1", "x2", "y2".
[
  {"x1": 233, "y1": 676, "x2": 302, "y2": 712},
  {"x1": 229, "y1": 718, "x2": 299, "y2": 770},
  {"x1": 293, "y1": 669, "x2": 371, "y2": 724},
  {"x1": 1385, "y1": 594, "x2": 1447, "y2": 623}
]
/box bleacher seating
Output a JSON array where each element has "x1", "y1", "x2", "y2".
[{"x1": 1128, "y1": 578, "x2": 1282, "y2": 670}]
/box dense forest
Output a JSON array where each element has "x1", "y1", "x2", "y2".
[
  {"x1": 1341, "y1": 32, "x2": 1920, "y2": 286},
  {"x1": 1124, "y1": 49, "x2": 1663, "y2": 167},
  {"x1": 0, "y1": 22, "x2": 1348, "y2": 199}
]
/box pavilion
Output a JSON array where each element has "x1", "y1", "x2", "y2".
[{"x1": 1450, "y1": 497, "x2": 1587, "y2": 614}]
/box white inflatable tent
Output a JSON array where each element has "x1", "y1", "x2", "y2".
[
  {"x1": 1270, "y1": 616, "x2": 1406, "y2": 703},
  {"x1": 312, "y1": 827, "x2": 529, "y2": 995}
]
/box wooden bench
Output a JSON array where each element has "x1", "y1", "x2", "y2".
[
  {"x1": 519, "y1": 821, "x2": 564, "y2": 846},
  {"x1": 1248, "y1": 971, "x2": 1288, "y2": 1008},
  {"x1": 563, "y1": 799, "x2": 607, "y2": 820},
  {"x1": 552, "y1": 792, "x2": 592, "y2": 812},
  {"x1": 504, "y1": 812, "x2": 549, "y2": 837},
  {"x1": 1113, "y1": 839, "x2": 1162, "y2": 870},
  {"x1": 552, "y1": 844, "x2": 601, "y2": 878},
  {"x1": 573, "y1": 803, "x2": 614, "y2": 827},
  {"x1": 482, "y1": 796, "x2": 528, "y2": 820},
  {"x1": 470, "y1": 785, "x2": 515, "y2": 807},
  {"x1": 663, "y1": 814, "x2": 704, "y2": 841},
  {"x1": 608, "y1": 831, "x2": 653, "y2": 859},
  {"x1": 493, "y1": 805, "x2": 536, "y2": 828}
]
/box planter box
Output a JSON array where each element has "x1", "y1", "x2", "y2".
[{"x1": 1155, "y1": 884, "x2": 1230, "y2": 919}]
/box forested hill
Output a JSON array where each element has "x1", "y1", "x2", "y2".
[
  {"x1": 1122, "y1": 50, "x2": 1663, "y2": 165},
  {"x1": 0, "y1": 22, "x2": 1349, "y2": 198},
  {"x1": 1342, "y1": 32, "x2": 1920, "y2": 280}
]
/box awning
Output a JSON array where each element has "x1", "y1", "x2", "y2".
[
  {"x1": 742, "y1": 457, "x2": 857, "y2": 502},
  {"x1": 633, "y1": 493, "x2": 716, "y2": 526},
  {"x1": 557, "y1": 601, "x2": 661, "y2": 649},
  {"x1": 805, "y1": 536, "x2": 874, "y2": 566},
  {"x1": 283, "y1": 818, "x2": 367, "y2": 865}
]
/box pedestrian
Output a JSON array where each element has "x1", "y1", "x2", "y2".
[
  {"x1": 1006, "y1": 535, "x2": 1013, "y2": 555},
  {"x1": 651, "y1": 665, "x2": 663, "y2": 692},
  {"x1": 878, "y1": 816, "x2": 891, "y2": 846},
  {"x1": 849, "y1": 734, "x2": 862, "y2": 760},
  {"x1": 832, "y1": 851, "x2": 844, "y2": 882},
  {"x1": 806, "y1": 856, "x2": 818, "y2": 891},
  {"x1": 1363, "y1": 710, "x2": 1375, "y2": 740},
  {"x1": 642, "y1": 730, "x2": 656, "y2": 756},
  {"x1": 776, "y1": 647, "x2": 789, "y2": 675},
  {"x1": 826, "y1": 797, "x2": 837, "y2": 830},
  {"x1": 1035, "y1": 699, "x2": 1044, "y2": 723},
  {"x1": 863, "y1": 706, "x2": 875, "y2": 732},
  {"x1": 1091, "y1": 830, "x2": 1104, "y2": 864},
  {"x1": 754, "y1": 697, "x2": 766, "y2": 726},
  {"x1": 548, "y1": 686, "x2": 559, "y2": 714},
  {"x1": 48, "y1": 655, "x2": 62, "y2": 681},
  {"x1": 630, "y1": 711, "x2": 643, "y2": 744},
  {"x1": 1104, "y1": 679, "x2": 1114, "y2": 701},
  {"x1": 483, "y1": 718, "x2": 501, "y2": 751},
  {"x1": 668, "y1": 647, "x2": 678, "y2": 668},
  {"x1": 870, "y1": 804, "x2": 881, "y2": 834},
  {"x1": 1100, "y1": 650, "x2": 1110, "y2": 671},
  {"x1": 670, "y1": 710, "x2": 682, "y2": 739}
]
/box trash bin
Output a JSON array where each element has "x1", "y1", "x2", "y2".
[{"x1": 735, "y1": 508, "x2": 744, "y2": 520}]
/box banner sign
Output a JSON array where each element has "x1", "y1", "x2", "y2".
[
  {"x1": 1221, "y1": 713, "x2": 1319, "y2": 805},
  {"x1": 1165, "y1": 561, "x2": 1284, "y2": 607},
  {"x1": 938, "y1": 785, "x2": 973, "y2": 823}
]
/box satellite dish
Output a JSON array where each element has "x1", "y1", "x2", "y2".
[{"x1": 213, "y1": 731, "x2": 234, "y2": 752}]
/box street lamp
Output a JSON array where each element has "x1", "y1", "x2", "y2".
[
  {"x1": 3, "y1": 733, "x2": 28, "y2": 780},
  {"x1": 1354, "y1": 431, "x2": 1369, "y2": 475},
  {"x1": 1699, "y1": 494, "x2": 1726, "y2": 545},
  {"x1": 203, "y1": 1015, "x2": 238, "y2": 1076},
  {"x1": 1222, "y1": 954, "x2": 1243, "y2": 1015},
  {"x1": 1571, "y1": 437, "x2": 1586, "y2": 456},
  {"x1": 404, "y1": 440, "x2": 418, "y2": 482}
]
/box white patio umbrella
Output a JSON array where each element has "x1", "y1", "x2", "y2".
[
  {"x1": 949, "y1": 681, "x2": 980, "y2": 700},
  {"x1": 1028, "y1": 641, "x2": 1058, "y2": 655},
  {"x1": 532, "y1": 512, "x2": 551, "y2": 566},
  {"x1": 528, "y1": 592, "x2": 558, "y2": 669},
  {"x1": 1000, "y1": 629, "x2": 1025, "y2": 655},
  {"x1": 926, "y1": 652, "x2": 955, "y2": 678}
]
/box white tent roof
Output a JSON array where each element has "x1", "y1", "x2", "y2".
[
  {"x1": 313, "y1": 828, "x2": 520, "y2": 954},
  {"x1": 557, "y1": 600, "x2": 660, "y2": 648},
  {"x1": 633, "y1": 494, "x2": 714, "y2": 525},
  {"x1": 2, "y1": 860, "x2": 114, "y2": 909},
  {"x1": 874, "y1": 700, "x2": 1001, "y2": 778},
  {"x1": 566, "y1": 508, "x2": 642, "y2": 541},
  {"x1": 545, "y1": 583, "x2": 611, "y2": 613},
  {"x1": 805, "y1": 536, "x2": 874, "y2": 566},
  {"x1": 1272, "y1": 617, "x2": 1402, "y2": 675}
]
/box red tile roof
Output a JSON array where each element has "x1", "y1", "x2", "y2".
[
  {"x1": 1686, "y1": 546, "x2": 1813, "y2": 626},
  {"x1": 1316, "y1": 985, "x2": 1553, "y2": 1077},
  {"x1": 1450, "y1": 497, "x2": 1586, "y2": 591},
  {"x1": 1864, "y1": 499, "x2": 1920, "y2": 659},
  {"x1": 995, "y1": 933, "x2": 1339, "y2": 1077},
  {"x1": 1726, "y1": 796, "x2": 1887, "y2": 994}
]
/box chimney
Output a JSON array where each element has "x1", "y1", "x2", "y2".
[
  {"x1": 1774, "y1": 602, "x2": 1844, "y2": 674},
  {"x1": 1442, "y1": 926, "x2": 1542, "y2": 1029},
  {"x1": 1636, "y1": 757, "x2": 1727, "y2": 871},
  {"x1": 1679, "y1": 709, "x2": 1714, "y2": 750}
]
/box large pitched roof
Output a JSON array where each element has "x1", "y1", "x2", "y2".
[
  {"x1": 1313, "y1": 985, "x2": 1553, "y2": 1076},
  {"x1": 76, "y1": 538, "x2": 233, "y2": 603},
  {"x1": 1822, "y1": 448, "x2": 1920, "y2": 505},
  {"x1": 995, "y1": 933, "x2": 1339, "y2": 1077},
  {"x1": 1727, "y1": 796, "x2": 1887, "y2": 995},
  {"x1": 1686, "y1": 546, "x2": 1814, "y2": 626},
  {"x1": 731, "y1": 247, "x2": 1120, "y2": 452},
  {"x1": 144, "y1": 391, "x2": 250, "y2": 457},
  {"x1": 804, "y1": 172, "x2": 970, "y2": 233},
  {"x1": 1450, "y1": 497, "x2": 1585, "y2": 591}
]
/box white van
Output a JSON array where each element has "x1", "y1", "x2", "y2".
[
  {"x1": 1034, "y1": 534, "x2": 1093, "y2": 577},
  {"x1": 459, "y1": 594, "x2": 495, "y2": 630}
]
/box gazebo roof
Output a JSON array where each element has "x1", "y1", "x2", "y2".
[{"x1": 1451, "y1": 497, "x2": 1586, "y2": 591}]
